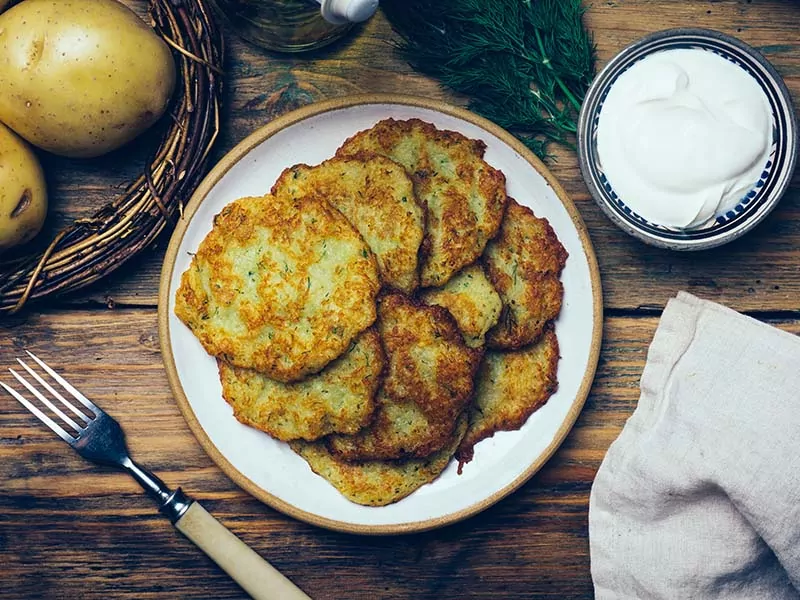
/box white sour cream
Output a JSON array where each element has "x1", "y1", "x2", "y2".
[{"x1": 596, "y1": 48, "x2": 773, "y2": 229}]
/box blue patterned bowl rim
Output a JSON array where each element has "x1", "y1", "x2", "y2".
[{"x1": 577, "y1": 28, "x2": 798, "y2": 251}]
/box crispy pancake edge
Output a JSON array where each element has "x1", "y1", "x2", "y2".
[
  {"x1": 336, "y1": 118, "x2": 508, "y2": 287},
  {"x1": 420, "y1": 263, "x2": 503, "y2": 348},
  {"x1": 174, "y1": 193, "x2": 381, "y2": 382},
  {"x1": 325, "y1": 292, "x2": 483, "y2": 461},
  {"x1": 456, "y1": 325, "x2": 560, "y2": 467},
  {"x1": 483, "y1": 198, "x2": 567, "y2": 350},
  {"x1": 291, "y1": 412, "x2": 468, "y2": 507},
  {"x1": 270, "y1": 153, "x2": 425, "y2": 294},
  {"x1": 218, "y1": 327, "x2": 385, "y2": 442}
]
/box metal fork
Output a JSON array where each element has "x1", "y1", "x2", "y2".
[{"x1": 2, "y1": 351, "x2": 310, "y2": 600}]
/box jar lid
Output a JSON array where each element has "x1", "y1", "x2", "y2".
[{"x1": 320, "y1": 0, "x2": 379, "y2": 25}]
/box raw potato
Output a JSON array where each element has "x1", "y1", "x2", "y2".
[
  {"x1": 0, "y1": 122, "x2": 47, "y2": 252},
  {"x1": 0, "y1": 0, "x2": 176, "y2": 158}
]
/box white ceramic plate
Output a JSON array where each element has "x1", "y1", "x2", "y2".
[{"x1": 158, "y1": 95, "x2": 603, "y2": 535}]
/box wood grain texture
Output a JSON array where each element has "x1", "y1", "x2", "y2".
[
  {"x1": 0, "y1": 310, "x2": 640, "y2": 599},
  {"x1": 2, "y1": 311, "x2": 800, "y2": 599},
  {"x1": 2, "y1": 1, "x2": 800, "y2": 598},
  {"x1": 31, "y1": 0, "x2": 800, "y2": 314}
]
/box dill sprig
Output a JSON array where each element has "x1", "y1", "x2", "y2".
[{"x1": 381, "y1": 0, "x2": 597, "y2": 160}]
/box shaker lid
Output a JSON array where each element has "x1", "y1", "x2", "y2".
[{"x1": 321, "y1": 0, "x2": 379, "y2": 25}]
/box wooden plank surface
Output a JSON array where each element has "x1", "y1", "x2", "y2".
[
  {"x1": 2, "y1": 0, "x2": 800, "y2": 598},
  {"x1": 2, "y1": 311, "x2": 799, "y2": 599},
  {"x1": 0, "y1": 311, "x2": 686, "y2": 599},
  {"x1": 38, "y1": 0, "x2": 800, "y2": 314}
]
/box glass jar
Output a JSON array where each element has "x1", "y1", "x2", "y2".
[{"x1": 211, "y1": 0, "x2": 378, "y2": 53}]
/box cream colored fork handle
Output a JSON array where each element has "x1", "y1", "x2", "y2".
[{"x1": 175, "y1": 502, "x2": 311, "y2": 600}]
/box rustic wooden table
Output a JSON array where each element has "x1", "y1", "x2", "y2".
[{"x1": 1, "y1": 1, "x2": 798, "y2": 598}]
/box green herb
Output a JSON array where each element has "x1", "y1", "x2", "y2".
[{"x1": 382, "y1": 0, "x2": 596, "y2": 159}]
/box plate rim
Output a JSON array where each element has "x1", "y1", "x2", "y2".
[{"x1": 157, "y1": 93, "x2": 604, "y2": 535}]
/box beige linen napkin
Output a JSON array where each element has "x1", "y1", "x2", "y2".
[{"x1": 590, "y1": 292, "x2": 800, "y2": 599}]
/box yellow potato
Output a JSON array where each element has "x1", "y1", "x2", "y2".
[
  {"x1": 0, "y1": 122, "x2": 47, "y2": 252},
  {"x1": 0, "y1": 0, "x2": 176, "y2": 158}
]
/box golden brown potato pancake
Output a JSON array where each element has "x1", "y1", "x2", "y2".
[
  {"x1": 420, "y1": 264, "x2": 502, "y2": 348},
  {"x1": 174, "y1": 193, "x2": 380, "y2": 382},
  {"x1": 271, "y1": 155, "x2": 425, "y2": 293},
  {"x1": 218, "y1": 328, "x2": 384, "y2": 442},
  {"x1": 326, "y1": 292, "x2": 482, "y2": 460},
  {"x1": 327, "y1": 387, "x2": 450, "y2": 461},
  {"x1": 337, "y1": 118, "x2": 507, "y2": 288},
  {"x1": 291, "y1": 413, "x2": 467, "y2": 507},
  {"x1": 456, "y1": 325, "x2": 560, "y2": 466},
  {"x1": 483, "y1": 198, "x2": 567, "y2": 350}
]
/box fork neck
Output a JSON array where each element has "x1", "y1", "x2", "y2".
[{"x1": 121, "y1": 457, "x2": 192, "y2": 523}]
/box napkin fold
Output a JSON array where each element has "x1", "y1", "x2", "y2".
[{"x1": 590, "y1": 292, "x2": 800, "y2": 599}]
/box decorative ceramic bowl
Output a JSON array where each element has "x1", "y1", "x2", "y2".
[{"x1": 577, "y1": 28, "x2": 797, "y2": 251}]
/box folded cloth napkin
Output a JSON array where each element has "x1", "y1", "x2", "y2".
[{"x1": 590, "y1": 292, "x2": 800, "y2": 599}]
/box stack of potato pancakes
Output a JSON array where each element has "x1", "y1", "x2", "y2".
[{"x1": 175, "y1": 119, "x2": 567, "y2": 506}]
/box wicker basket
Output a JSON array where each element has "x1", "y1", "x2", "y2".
[{"x1": 0, "y1": 0, "x2": 224, "y2": 315}]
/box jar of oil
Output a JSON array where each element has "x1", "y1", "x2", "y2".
[{"x1": 211, "y1": 0, "x2": 378, "y2": 53}]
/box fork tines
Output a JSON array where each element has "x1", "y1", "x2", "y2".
[{"x1": 0, "y1": 351, "x2": 100, "y2": 444}]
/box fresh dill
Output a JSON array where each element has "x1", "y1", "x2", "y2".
[{"x1": 381, "y1": 0, "x2": 597, "y2": 160}]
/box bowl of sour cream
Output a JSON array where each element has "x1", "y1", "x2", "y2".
[{"x1": 577, "y1": 28, "x2": 797, "y2": 250}]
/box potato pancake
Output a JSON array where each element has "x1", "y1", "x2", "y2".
[
  {"x1": 456, "y1": 326, "x2": 560, "y2": 466},
  {"x1": 218, "y1": 328, "x2": 384, "y2": 442},
  {"x1": 271, "y1": 155, "x2": 425, "y2": 293},
  {"x1": 337, "y1": 118, "x2": 507, "y2": 288},
  {"x1": 327, "y1": 388, "x2": 452, "y2": 460},
  {"x1": 420, "y1": 264, "x2": 502, "y2": 348},
  {"x1": 291, "y1": 413, "x2": 467, "y2": 507},
  {"x1": 483, "y1": 199, "x2": 568, "y2": 350},
  {"x1": 174, "y1": 193, "x2": 380, "y2": 382},
  {"x1": 327, "y1": 292, "x2": 482, "y2": 460}
]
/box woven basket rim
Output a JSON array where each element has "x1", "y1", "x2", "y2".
[{"x1": 0, "y1": 0, "x2": 224, "y2": 315}]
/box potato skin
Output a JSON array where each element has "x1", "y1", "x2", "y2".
[
  {"x1": 0, "y1": 0, "x2": 176, "y2": 158},
  {"x1": 0, "y1": 122, "x2": 47, "y2": 252}
]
